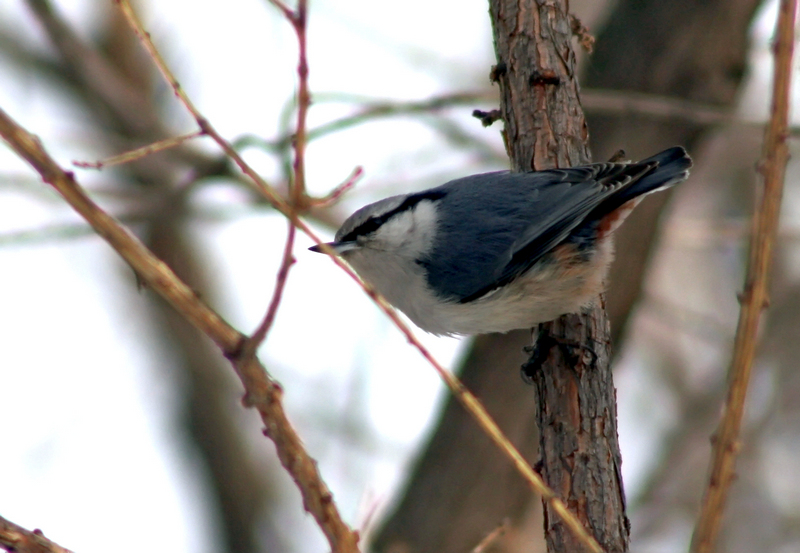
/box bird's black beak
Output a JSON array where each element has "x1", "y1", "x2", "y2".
[
  {"x1": 308, "y1": 241, "x2": 358, "y2": 254},
  {"x1": 308, "y1": 242, "x2": 334, "y2": 253}
]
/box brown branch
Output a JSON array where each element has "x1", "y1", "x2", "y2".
[
  {"x1": 581, "y1": 89, "x2": 732, "y2": 126},
  {"x1": 241, "y1": 221, "x2": 297, "y2": 358},
  {"x1": 235, "y1": 91, "x2": 498, "y2": 153},
  {"x1": 72, "y1": 130, "x2": 205, "y2": 169},
  {"x1": 288, "y1": 0, "x2": 311, "y2": 206},
  {"x1": 0, "y1": 515, "x2": 73, "y2": 553},
  {"x1": 0, "y1": 105, "x2": 360, "y2": 553},
  {"x1": 471, "y1": 520, "x2": 511, "y2": 553},
  {"x1": 265, "y1": 0, "x2": 294, "y2": 21},
  {"x1": 308, "y1": 165, "x2": 363, "y2": 207},
  {"x1": 690, "y1": 0, "x2": 797, "y2": 550},
  {"x1": 238, "y1": 0, "x2": 308, "y2": 355}
]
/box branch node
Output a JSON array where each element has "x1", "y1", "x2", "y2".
[
  {"x1": 529, "y1": 69, "x2": 561, "y2": 87},
  {"x1": 490, "y1": 61, "x2": 507, "y2": 83},
  {"x1": 472, "y1": 109, "x2": 502, "y2": 127},
  {"x1": 224, "y1": 335, "x2": 248, "y2": 362},
  {"x1": 569, "y1": 14, "x2": 595, "y2": 53}
]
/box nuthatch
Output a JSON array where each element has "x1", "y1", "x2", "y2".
[{"x1": 310, "y1": 147, "x2": 692, "y2": 336}]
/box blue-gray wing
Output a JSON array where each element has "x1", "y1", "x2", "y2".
[{"x1": 419, "y1": 158, "x2": 666, "y2": 302}]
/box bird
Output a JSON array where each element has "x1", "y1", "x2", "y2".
[{"x1": 310, "y1": 147, "x2": 692, "y2": 336}]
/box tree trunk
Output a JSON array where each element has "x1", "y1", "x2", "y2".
[{"x1": 488, "y1": 3, "x2": 627, "y2": 550}]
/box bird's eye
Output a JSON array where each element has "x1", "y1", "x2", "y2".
[{"x1": 357, "y1": 216, "x2": 384, "y2": 237}]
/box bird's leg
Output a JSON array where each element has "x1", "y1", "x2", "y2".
[{"x1": 520, "y1": 323, "x2": 599, "y2": 384}]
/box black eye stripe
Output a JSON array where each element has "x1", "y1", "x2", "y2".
[{"x1": 338, "y1": 190, "x2": 446, "y2": 244}]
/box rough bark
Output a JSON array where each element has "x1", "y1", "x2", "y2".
[{"x1": 374, "y1": 1, "x2": 761, "y2": 552}]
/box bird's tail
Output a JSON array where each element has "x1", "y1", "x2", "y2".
[
  {"x1": 635, "y1": 146, "x2": 693, "y2": 194},
  {"x1": 598, "y1": 146, "x2": 693, "y2": 215}
]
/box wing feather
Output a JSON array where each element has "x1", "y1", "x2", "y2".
[{"x1": 421, "y1": 161, "x2": 658, "y2": 302}]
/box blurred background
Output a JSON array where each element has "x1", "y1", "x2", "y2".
[{"x1": 0, "y1": 0, "x2": 799, "y2": 552}]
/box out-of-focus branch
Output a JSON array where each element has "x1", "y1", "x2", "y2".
[
  {"x1": 471, "y1": 520, "x2": 511, "y2": 553},
  {"x1": 25, "y1": 0, "x2": 163, "y2": 138},
  {"x1": 73, "y1": 131, "x2": 205, "y2": 169},
  {"x1": 235, "y1": 92, "x2": 499, "y2": 153},
  {"x1": 690, "y1": 0, "x2": 797, "y2": 550},
  {"x1": 0, "y1": 515, "x2": 72, "y2": 553},
  {"x1": 581, "y1": 89, "x2": 732, "y2": 126}
]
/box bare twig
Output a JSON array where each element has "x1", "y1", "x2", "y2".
[
  {"x1": 25, "y1": 0, "x2": 162, "y2": 138},
  {"x1": 309, "y1": 166, "x2": 363, "y2": 207},
  {"x1": 236, "y1": 0, "x2": 306, "y2": 355},
  {"x1": 286, "y1": 0, "x2": 311, "y2": 206},
  {"x1": 241, "y1": 221, "x2": 297, "y2": 358},
  {"x1": 690, "y1": 1, "x2": 797, "y2": 551},
  {"x1": 114, "y1": 0, "x2": 287, "y2": 209},
  {"x1": 581, "y1": 88, "x2": 732, "y2": 126},
  {"x1": 265, "y1": 0, "x2": 294, "y2": 20},
  {"x1": 0, "y1": 514, "x2": 73, "y2": 553},
  {"x1": 471, "y1": 519, "x2": 510, "y2": 553},
  {"x1": 73, "y1": 130, "x2": 205, "y2": 169},
  {"x1": 236, "y1": 91, "x2": 497, "y2": 153}
]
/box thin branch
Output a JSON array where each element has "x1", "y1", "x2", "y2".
[
  {"x1": 240, "y1": 0, "x2": 305, "y2": 354},
  {"x1": 289, "y1": 0, "x2": 311, "y2": 206},
  {"x1": 73, "y1": 131, "x2": 205, "y2": 169},
  {"x1": 690, "y1": 0, "x2": 797, "y2": 551},
  {"x1": 265, "y1": 0, "x2": 294, "y2": 21},
  {"x1": 236, "y1": 88, "x2": 740, "y2": 158},
  {"x1": 471, "y1": 519, "x2": 510, "y2": 553},
  {"x1": 0, "y1": 514, "x2": 73, "y2": 553},
  {"x1": 241, "y1": 221, "x2": 297, "y2": 358},
  {"x1": 235, "y1": 92, "x2": 498, "y2": 153},
  {"x1": 309, "y1": 166, "x2": 362, "y2": 207},
  {"x1": 581, "y1": 88, "x2": 733, "y2": 126},
  {"x1": 25, "y1": 0, "x2": 162, "y2": 138}
]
